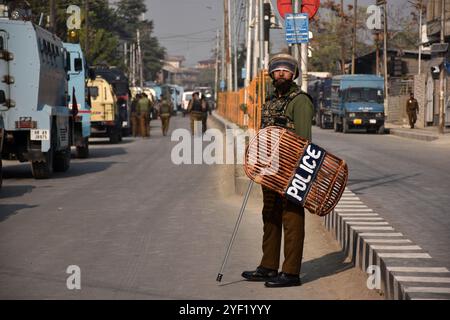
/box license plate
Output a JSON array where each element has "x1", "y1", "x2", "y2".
[
  {"x1": 122, "y1": 121, "x2": 128, "y2": 127},
  {"x1": 370, "y1": 119, "x2": 377, "y2": 124},
  {"x1": 30, "y1": 129, "x2": 49, "y2": 141},
  {"x1": 353, "y1": 119, "x2": 362, "y2": 125}
]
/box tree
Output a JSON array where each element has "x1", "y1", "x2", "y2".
[{"x1": 116, "y1": 0, "x2": 165, "y2": 81}]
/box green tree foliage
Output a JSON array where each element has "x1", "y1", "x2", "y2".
[
  {"x1": 25, "y1": 0, "x2": 165, "y2": 79},
  {"x1": 116, "y1": 0, "x2": 165, "y2": 81}
]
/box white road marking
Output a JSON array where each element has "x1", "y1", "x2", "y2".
[
  {"x1": 395, "y1": 276, "x2": 450, "y2": 283},
  {"x1": 365, "y1": 239, "x2": 412, "y2": 243},
  {"x1": 359, "y1": 233, "x2": 403, "y2": 237},
  {"x1": 378, "y1": 253, "x2": 431, "y2": 258},
  {"x1": 336, "y1": 208, "x2": 374, "y2": 212},
  {"x1": 342, "y1": 217, "x2": 384, "y2": 221},
  {"x1": 370, "y1": 245, "x2": 422, "y2": 250},
  {"x1": 338, "y1": 213, "x2": 379, "y2": 216},
  {"x1": 404, "y1": 287, "x2": 450, "y2": 294},
  {"x1": 346, "y1": 221, "x2": 390, "y2": 225},
  {"x1": 387, "y1": 267, "x2": 449, "y2": 273},
  {"x1": 350, "y1": 226, "x2": 395, "y2": 231}
]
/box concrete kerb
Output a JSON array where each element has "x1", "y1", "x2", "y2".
[
  {"x1": 209, "y1": 111, "x2": 262, "y2": 199},
  {"x1": 324, "y1": 200, "x2": 450, "y2": 300}
]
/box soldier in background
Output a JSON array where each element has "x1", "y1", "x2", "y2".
[
  {"x1": 130, "y1": 93, "x2": 141, "y2": 137},
  {"x1": 137, "y1": 93, "x2": 152, "y2": 138},
  {"x1": 187, "y1": 92, "x2": 203, "y2": 135},
  {"x1": 159, "y1": 94, "x2": 173, "y2": 136},
  {"x1": 201, "y1": 96, "x2": 210, "y2": 134},
  {"x1": 406, "y1": 92, "x2": 419, "y2": 129}
]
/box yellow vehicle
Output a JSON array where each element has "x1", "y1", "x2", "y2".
[{"x1": 87, "y1": 76, "x2": 122, "y2": 143}]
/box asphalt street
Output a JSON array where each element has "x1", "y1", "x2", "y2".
[
  {"x1": 0, "y1": 116, "x2": 380, "y2": 300},
  {"x1": 312, "y1": 127, "x2": 450, "y2": 271}
]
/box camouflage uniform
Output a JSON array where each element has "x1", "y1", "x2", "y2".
[{"x1": 259, "y1": 82, "x2": 313, "y2": 277}]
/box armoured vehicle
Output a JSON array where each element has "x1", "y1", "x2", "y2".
[
  {"x1": 63, "y1": 42, "x2": 91, "y2": 158},
  {"x1": 0, "y1": 13, "x2": 72, "y2": 179}
]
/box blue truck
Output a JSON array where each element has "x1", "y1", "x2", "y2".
[
  {"x1": 0, "y1": 14, "x2": 73, "y2": 179},
  {"x1": 63, "y1": 42, "x2": 91, "y2": 158},
  {"x1": 331, "y1": 74, "x2": 385, "y2": 134}
]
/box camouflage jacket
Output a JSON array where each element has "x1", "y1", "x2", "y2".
[{"x1": 261, "y1": 84, "x2": 313, "y2": 140}]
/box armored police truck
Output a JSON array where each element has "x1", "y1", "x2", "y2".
[
  {"x1": 331, "y1": 74, "x2": 385, "y2": 134},
  {"x1": 63, "y1": 42, "x2": 91, "y2": 158},
  {"x1": 87, "y1": 75, "x2": 122, "y2": 143},
  {"x1": 0, "y1": 13, "x2": 72, "y2": 179}
]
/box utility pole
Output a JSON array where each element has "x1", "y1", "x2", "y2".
[
  {"x1": 259, "y1": 0, "x2": 264, "y2": 71},
  {"x1": 85, "y1": 0, "x2": 89, "y2": 55},
  {"x1": 137, "y1": 29, "x2": 143, "y2": 87},
  {"x1": 293, "y1": 0, "x2": 300, "y2": 86},
  {"x1": 418, "y1": 0, "x2": 423, "y2": 75},
  {"x1": 351, "y1": 0, "x2": 357, "y2": 74},
  {"x1": 49, "y1": 0, "x2": 56, "y2": 33},
  {"x1": 215, "y1": 30, "x2": 220, "y2": 101},
  {"x1": 382, "y1": 0, "x2": 389, "y2": 118},
  {"x1": 124, "y1": 42, "x2": 128, "y2": 72},
  {"x1": 340, "y1": 0, "x2": 345, "y2": 74},
  {"x1": 245, "y1": 0, "x2": 253, "y2": 86},
  {"x1": 263, "y1": 0, "x2": 271, "y2": 69},
  {"x1": 438, "y1": 0, "x2": 446, "y2": 134},
  {"x1": 224, "y1": 0, "x2": 233, "y2": 91},
  {"x1": 252, "y1": 0, "x2": 259, "y2": 78}
]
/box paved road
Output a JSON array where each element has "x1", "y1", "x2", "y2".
[
  {"x1": 0, "y1": 116, "x2": 379, "y2": 299},
  {"x1": 313, "y1": 127, "x2": 450, "y2": 271}
]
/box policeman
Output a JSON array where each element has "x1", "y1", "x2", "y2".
[
  {"x1": 187, "y1": 92, "x2": 204, "y2": 135},
  {"x1": 406, "y1": 92, "x2": 419, "y2": 129},
  {"x1": 137, "y1": 93, "x2": 152, "y2": 138},
  {"x1": 241, "y1": 53, "x2": 313, "y2": 288},
  {"x1": 159, "y1": 94, "x2": 173, "y2": 136},
  {"x1": 130, "y1": 93, "x2": 141, "y2": 137}
]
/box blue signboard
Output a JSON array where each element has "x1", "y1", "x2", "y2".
[
  {"x1": 220, "y1": 80, "x2": 225, "y2": 90},
  {"x1": 285, "y1": 13, "x2": 309, "y2": 44}
]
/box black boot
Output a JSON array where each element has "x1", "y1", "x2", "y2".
[
  {"x1": 264, "y1": 272, "x2": 301, "y2": 288},
  {"x1": 242, "y1": 266, "x2": 278, "y2": 282}
]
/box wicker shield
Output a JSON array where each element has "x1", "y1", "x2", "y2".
[{"x1": 244, "y1": 126, "x2": 348, "y2": 216}]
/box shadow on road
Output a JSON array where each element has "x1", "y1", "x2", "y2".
[
  {"x1": 0, "y1": 204, "x2": 38, "y2": 222},
  {"x1": 79, "y1": 147, "x2": 127, "y2": 159},
  {"x1": 2, "y1": 161, "x2": 117, "y2": 180},
  {"x1": 300, "y1": 251, "x2": 354, "y2": 285},
  {"x1": 348, "y1": 173, "x2": 421, "y2": 193},
  {"x1": 53, "y1": 161, "x2": 118, "y2": 179},
  {"x1": 89, "y1": 138, "x2": 135, "y2": 145},
  {"x1": 0, "y1": 185, "x2": 34, "y2": 199}
]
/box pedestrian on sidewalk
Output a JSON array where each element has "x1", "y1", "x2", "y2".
[
  {"x1": 159, "y1": 94, "x2": 173, "y2": 136},
  {"x1": 406, "y1": 92, "x2": 419, "y2": 129},
  {"x1": 241, "y1": 53, "x2": 313, "y2": 288},
  {"x1": 187, "y1": 92, "x2": 203, "y2": 135}
]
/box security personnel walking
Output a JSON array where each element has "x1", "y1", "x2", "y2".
[
  {"x1": 137, "y1": 93, "x2": 152, "y2": 138},
  {"x1": 130, "y1": 93, "x2": 141, "y2": 137},
  {"x1": 187, "y1": 92, "x2": 204, "y2": 135},
  {"x1": 406, "y1": 92, "x2": 419, "y2": 129},
  {"x1": 159, "y1": 94, "x2": 173, "y2": 136},
  {"x1": 241, "y1": 53, "x2": 313, "y2": 288}
]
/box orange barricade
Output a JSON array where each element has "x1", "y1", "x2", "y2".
[{"x1": 217, "y1": 70, "x2": 270, "y2": 131}]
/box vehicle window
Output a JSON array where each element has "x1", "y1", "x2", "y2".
[
  {"x1": 89, "y1": 86, "x2": 99, "y2": 98},
  {"x1": 345, "y1": 88, "x2": 383, "y2": 103},
  {"x1": 185, "y1": 94, "x2": 192, "y2": 100}
]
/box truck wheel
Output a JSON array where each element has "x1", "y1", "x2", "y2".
[
  {"x1": 377, "y1": 124, "x2": 385, "y2": 135},
  {"x1": 53, "y1": 148, "x2": 71, "y2": 172},
  {"x1": 31, "y1": 151, "x2": 53, "y2": 179},
  {"x1": 76, "y1": 138, "x2": 89, "y2": 159},
  {"x1": 315, "y1": 111, "x2": 321, "y2": 127},
  {"x1": 109, "y1": 128, "x2": 121, "y2": 144}
]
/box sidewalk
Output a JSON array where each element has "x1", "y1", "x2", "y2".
[{"x1": 386, "y1": 122, "x2": 450, "y2": 143}]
